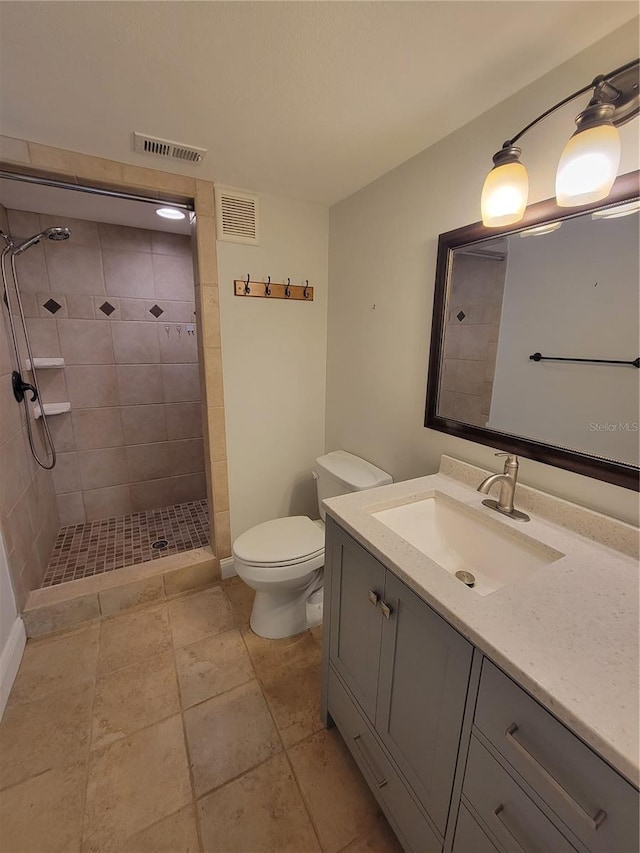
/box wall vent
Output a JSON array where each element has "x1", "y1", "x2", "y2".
[
  {"x1": 133, "y1": 132, "x2": 206, "y2": 164},
  {"x1": 215, "y1": 187, "x2": 260, "y2": 245}
]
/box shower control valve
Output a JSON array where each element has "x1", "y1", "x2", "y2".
[{"x1": 12, "y1": 371, "x2": 38, "y2": 403}]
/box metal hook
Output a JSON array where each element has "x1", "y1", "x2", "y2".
[
  {"x1": 285, "y1": 277, "x2": 291, "y2": 298},
  {"x1": 244, "y1": 274, "x2": 251, "y2": 295},
  {"x1": 265, "y1": 276, "x2": 271, "y2": 296},
  {"x1": 303, "y1": 279, "x2": 310, "y2": 299}
]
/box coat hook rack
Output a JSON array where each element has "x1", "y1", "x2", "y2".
[{"x1": 234, "y1": 276, "x2": 314, "y2": 301}]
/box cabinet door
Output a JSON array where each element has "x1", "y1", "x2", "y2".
[
  {"x1": 328, "y1": 527, "x2": 385, "y2": 722},
  {"x1": 377, "y1": 572, "x2": 473, "y2": 837}
]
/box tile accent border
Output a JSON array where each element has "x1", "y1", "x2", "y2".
[
  {"x1": 0, "y1": 135, "x2": 232, "y2": 561},
  {"x1": 22, "y1": 545, "x2": 220, "y2": 638}
]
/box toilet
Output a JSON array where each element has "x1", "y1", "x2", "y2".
[{"x1": 232, "y1": 450, "x2": 393, "y2": 639}]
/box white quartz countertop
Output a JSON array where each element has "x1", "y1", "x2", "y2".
[{"x1": 322, "y1": 458, "x2": 640, "y2": 788}]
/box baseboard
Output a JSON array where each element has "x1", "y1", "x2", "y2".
[
  {"x1": 220, "y1": 556, "x2": 237, "y2": 579},
  {"x1": 0, "y1": 617, "x2": 26, "y2": 720}
]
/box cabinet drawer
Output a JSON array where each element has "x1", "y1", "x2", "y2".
[
  {"x1": 453, "y1": 804, "x2": 500, "y2": 853},
  {"x1": 328, "y1": 667, "x2": 441, "y2": 853},
  {"x1": 464, "y1": 736, "x2": 578, "y2": 853},
  {"x1": 475, "y1": 660, "x2": 639, "y2": 853}
]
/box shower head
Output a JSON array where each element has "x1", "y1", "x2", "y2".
[{"x1": 13, "y1": 227, "x2": 71, "y2": 255}]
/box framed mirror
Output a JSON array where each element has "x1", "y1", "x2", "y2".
[{"x1": 425, "y1": 170, "x2": 640, "y2": 490}]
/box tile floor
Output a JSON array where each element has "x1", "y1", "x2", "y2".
[
  {"x1": 42, "y1": 499, "x2": 209, "y2": 587},
  {"x1": 0, "y1": 578, "x2": 402, "y2": 853}
]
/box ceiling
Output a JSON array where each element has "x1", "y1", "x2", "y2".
[{"x1": 0, "y1": 2, "x2": 637, "y2": 205}]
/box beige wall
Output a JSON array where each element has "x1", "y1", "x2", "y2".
[
  {"x1": 326, "y1": 21, "x2": 640, "y2": 525},
  {"x1": 0, "y1": 204, "x2": 60, "y2": 607},
  {"x1": 217, "y1": 191, "x2": 329, "y2": 540},
  {"x1": 5, "y1": 209, "x2": 205, "y2": 525}
]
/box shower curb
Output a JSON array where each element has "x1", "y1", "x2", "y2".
[{"x1": 22, "y1": 546, "x2": 220, "y2": 638}]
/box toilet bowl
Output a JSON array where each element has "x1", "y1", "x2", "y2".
[{"x1": 233, "y1": 451, "x2": 392, "y2": 639}]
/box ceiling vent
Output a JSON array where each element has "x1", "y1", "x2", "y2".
[
  {"x1": 133, "y1": 132, "x2": 206, "y2": 164},
  {"x1": 215, "y1": 187, "x2": 260, "y2": 245}
]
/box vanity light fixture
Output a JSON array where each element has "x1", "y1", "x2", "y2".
[
  {"x1": 481, "y1": 58, "x2": 639, "y2": 227},
  {"x1": 155, "y1": 207, "x2": 186, "y2": 220},
  {"x1": 520, "y1": 221, "x2": 562, "y2": 238},
  {"x1": 591, "y1": 198, "x2": 640, "y2": 220}
]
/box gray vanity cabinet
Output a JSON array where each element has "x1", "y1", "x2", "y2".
[{"x1": 325, "y1": 519, "x2": 473, "y2": 846}]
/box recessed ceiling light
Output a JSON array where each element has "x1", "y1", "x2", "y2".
[
  {"x1": 591, "y1": 199, "x2": 640, "y2": 220},
  {"x1": 520, "y1": 221, "x2": 562, "y2": 237},
  {"x1": 156, "y1": 207, "x2": 186, "y2": 220}
]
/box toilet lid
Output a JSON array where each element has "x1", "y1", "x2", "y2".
[{"x1": 233, "y1": 516, "x2": 324, "y2": 566}]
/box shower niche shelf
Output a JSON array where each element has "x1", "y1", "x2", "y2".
[
  {"x1": 33, "y1": 402, "x2": 71, "y2": 420},
  {"x1": 25, "y1": 357, "x2": 65, "y2": 370}
]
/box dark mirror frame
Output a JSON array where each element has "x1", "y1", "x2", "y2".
[{"x1": 425, "y1": 170, "x2": 640, "y2": 491}]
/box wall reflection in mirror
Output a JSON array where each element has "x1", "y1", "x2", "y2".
[{"x1": 438, "y1": 200, "x2": 639, "y2": 466}]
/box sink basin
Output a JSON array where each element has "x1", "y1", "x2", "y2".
[{"x1": 372, "y1": 492, "x2": 563, "y2": 595}]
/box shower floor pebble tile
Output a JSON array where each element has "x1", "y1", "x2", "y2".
[
  {"x1": 0, "y1": 580, "x2": 403, "y2": 853},
  {"x1": 42, "y1": 499, "x2": 209, "y2": 586}
]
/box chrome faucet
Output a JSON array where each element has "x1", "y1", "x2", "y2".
[{"x1": 477, "y1": 453, "x2": 530, "y2": 522}]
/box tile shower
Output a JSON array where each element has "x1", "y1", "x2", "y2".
[{"x1": 1, "y1": 205, "x2": 208, "y2": 591}]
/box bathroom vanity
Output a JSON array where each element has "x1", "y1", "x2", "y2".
[{"x1": 320, "y1": 457, "x2": 639, "y2": 853}]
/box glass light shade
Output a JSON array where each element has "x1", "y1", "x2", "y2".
[
  {"x1": 156, "y1": 207, "x2": 186, "y2": 220},
  {"x1": 555, "y1": 124, "x2": 621, "y2": 207},
  {"x1": 481, "y1": 161, "x2": 529, "y2": 227}
]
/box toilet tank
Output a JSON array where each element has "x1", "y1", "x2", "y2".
[{"x1": 313, "y1": 450, "x2": 393, "y2": 521}]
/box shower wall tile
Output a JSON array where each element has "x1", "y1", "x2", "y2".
[
  {"x1": 121, "y1": 404, "x2": 167, "y2": 445},
  {"x1": 99, "y1": 223, "x2": 152, "y2": 253},
  {"x1": 11, "y1": 245, "x2": 48, "y2": 293},
  {"x1": 56, "y1": 492, "x2": 86, "y2": 526},
  {"x1": 66, "y1": 365, "x2": 119, "y2": 409},
  {"x1": 47, "y1": 412, "x2": 75, "y2": 453},
  {"x1": 130, "y1": 477, "x2": 179, "y2": 512},
  {"x1": 116, "y1": 364, "x2": 163, "y2": 406},
  {"x1": 72, "y1": 408, "x2": 124, "y2": 451},
  {"x1": 7, "y1": 209, "x2": 40, "y2": 239},
  {"x1": 45, "y1": 244, "x2": 105, "y2": 295},
  {"x1": 126, "y1": 442, "x2": 171, "y2": 483},
  {"x1": 151, "y1": 230, "x2": 191, "y2": 257},
  {"x1": 165, "y1": 403, "x2": 202, "y2": 440},
  {"x1": 162, "y1": 364, "x2": 200, "y2": 403},
  {"x1": 36, "y1": 370, "x2": 69, "y2": 405},
  {"x1": 111, "y1": 321, "x2": 160, "y2": 364},
  {"x1": 58, "y1": 318, "x2": 114, "y2": 365},
  {"x1": 66, "y1": 294, "x2": 95, "y2": 320},
  {"x1": 170, "y1": 439, "x2": 205, "y2": 477},
  {"x1": 52, "y1": 452, "x2": 82, "y2": 495},
  {"x1": 162, "y1": 301, "x2": 196, "y2": 324},
  {"x1": 0, "y1": 205, "x2": 60, "y2": 602},
  {"x1": 25, "y1": 317, "x2": 61, "y2": 357},
  {"x1": 159, "y1": 326, "x2": 197, "y2": 364},
  {"x1": 78, "y1": 447, "x2": 130, "y2": 491},
  {"x1": 20, "y1": 292, "x2": 40, "y2": 318},
  {"x1": 38, "y1": 293, "x2": 68, "y2": 319},
  {"x1": 153, "y1": 254, "x2": 194, "y2": 301},
  {"x1": 171, "y1": 472, "x2": 207, "y2": 505},
  {"x1": 94, "y1": 296, "x2": 121, "y2": 320},
  {"x1": 103, "y1": 250, "x2": 154, "y2": 298},
  {"x1": 83, "y1": 485, "x2": 132, "y2": 522}
]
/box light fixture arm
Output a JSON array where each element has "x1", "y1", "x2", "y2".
[{"x1": 501, "y1": 57, "x2": 639, "y2": 150}]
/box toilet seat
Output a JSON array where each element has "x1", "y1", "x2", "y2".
[{"x1": 233, "y1": 516, "x2": 324, "y2": 568}]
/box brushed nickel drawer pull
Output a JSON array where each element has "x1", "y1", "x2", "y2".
[
  {"x1": 368, "y1": 590, "x2": 380, "y2": 606},
  {"x1": 380, "y1": 601, "x2": 393, "y2": 619},
  {"x1": 353, "y1": 734, "x2": 388, "y2": 788},
  {"x1": 505, "y1": 724, "x2": 607, "y2": 831},
  {"x1": 493, "y1": 805, "x2": 528, "y2": 853}
]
